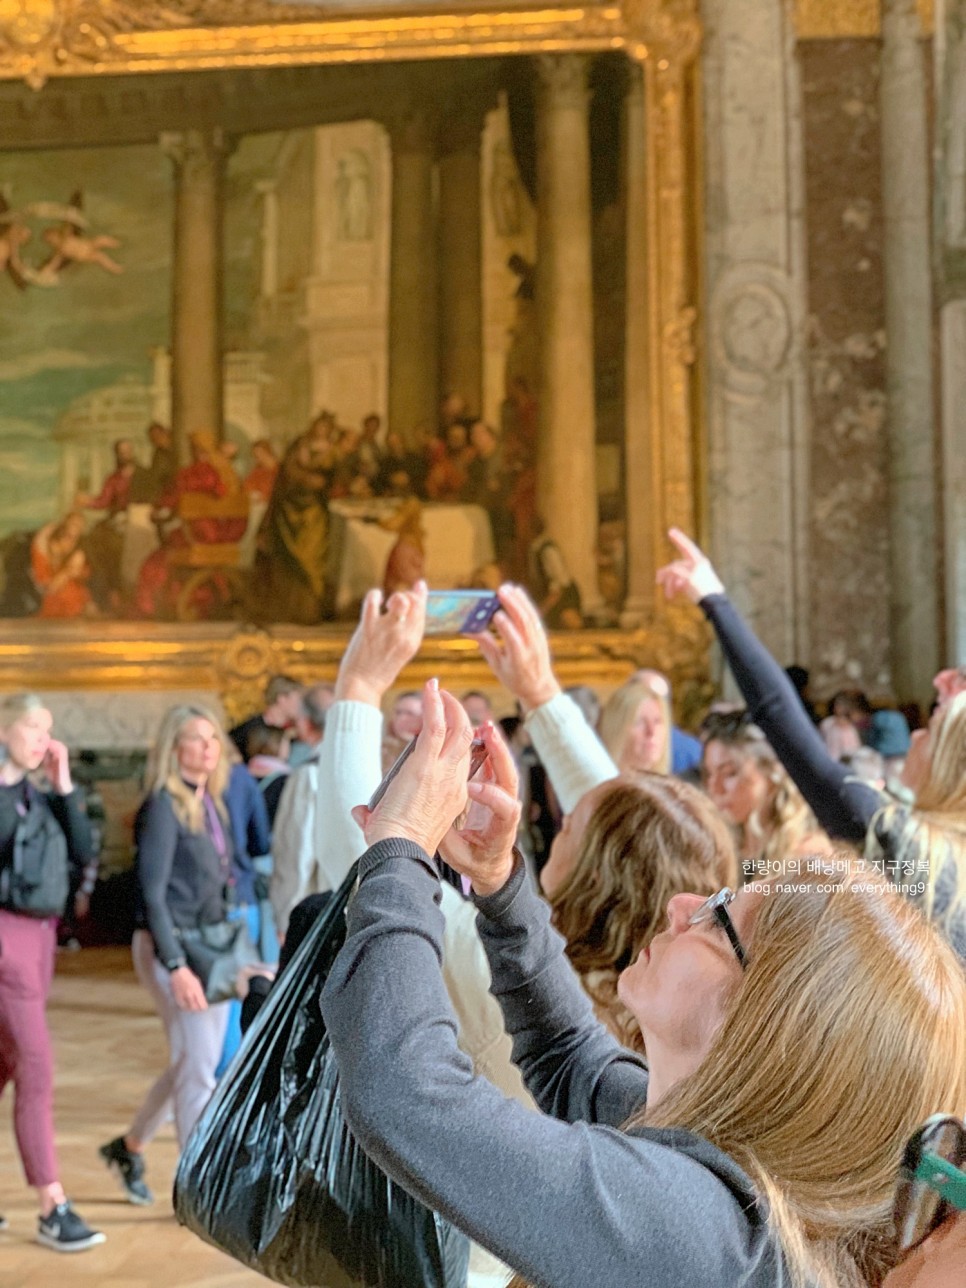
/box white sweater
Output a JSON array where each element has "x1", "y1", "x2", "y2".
[{"x1": 307, "y1": 694, "x2": 618, "y2": 1288}]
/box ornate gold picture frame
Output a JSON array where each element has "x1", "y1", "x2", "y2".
[{"x1": 0, "y1": 1, "x2": 710, "y2": 715}]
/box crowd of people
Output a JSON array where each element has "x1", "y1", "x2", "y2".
[
  {"x1": 0, "y1": 532, "x2": 964, "y2": 1285},
  {"x1": 0, "y1": 382, "x2": 563, "y2": 627}
]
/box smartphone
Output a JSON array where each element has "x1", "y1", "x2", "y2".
[
  {"x1": 424, "y1": 590, "x2": 500, "y2": 636},
  {"x1": 893, "y1": 1115, "x2": 966, "y2": 1255},
  {"x1": 367, "y1": 734, "x2": 489, "y2": 812}
]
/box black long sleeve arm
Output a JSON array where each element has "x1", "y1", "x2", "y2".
[{"x1": 700, "y1": 594, "x2": 880, "y2": 843}]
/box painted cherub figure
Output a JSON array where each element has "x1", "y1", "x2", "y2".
[{"x1": 35, "y1": 191, "x2": 123, "y2": 283}]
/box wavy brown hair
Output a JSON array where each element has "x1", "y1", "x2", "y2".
[{"x1": 550, "y1": 774, "x2": 738, "y2": 1051}]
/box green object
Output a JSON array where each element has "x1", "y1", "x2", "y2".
[{"x1": 915, "y1": 1152, "x2": 966, "y2": 1210}]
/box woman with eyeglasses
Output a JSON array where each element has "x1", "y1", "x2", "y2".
[
  {"x1": 321, "y1": 680, "x2": 966, "y2": 1288},
  {"x1": 657, "y1": 529, "x2": 966, "y2": 963}
]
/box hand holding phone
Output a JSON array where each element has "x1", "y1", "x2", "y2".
[{"x1": 368, "y1": 733, "x2": 488, "y2": 812}]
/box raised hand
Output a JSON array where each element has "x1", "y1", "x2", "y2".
[
  {"x1": 353, "y1": 679, "x2": 473, "y2": 856},
  {"x1": 42, "y1": 738, "x2": 73, "y2": 794},
  {"x1": 439, "y1": 721, "x2": 522, "y2": 896},
  {"x1": 655, "y1": 528, "x2": 725, "y2": 604},
  {"x1": 473, "y1": 583, "x2": 561, "y2": 713},
  {"x1": 335, "y1": 580, "x2": 428, "y2": 707}
]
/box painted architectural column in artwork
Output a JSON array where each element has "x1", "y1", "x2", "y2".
[
  {"x1": 879, "y1": 0, "x2": 940, "y2": 700},
  {"x1": 438, "y1": 111, "x2": 484, "y2": 419},
  {"x1": 387, "y1": 110, "x2": 438, "y2": 442},
  {"x1": 535, "y1": 53, "x2": 601, "y2": 614},
  {"x1": 161, "y1": 129, "x2": 231, "y2": 464},
  {"x1": 621, "y1": 59, "x2": 654, "y2": 627}
]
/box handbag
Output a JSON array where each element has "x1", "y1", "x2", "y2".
[
  {"x1": 174, "y1": 917, "x2": 261, "y2": 1005},
  {"x1": 174, "y1": 862, "x2": 469, "y2": 1288}
]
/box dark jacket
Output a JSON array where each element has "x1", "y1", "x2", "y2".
[
  {"x1": 225, "y1": 763, "x2": 271, "y2": 906},
  {"x1": 134, "y1": 788, "x2": 233, "y2": 966},
  {"x1": 0, "y1": 783, "x2": 93, "y2": 918}
]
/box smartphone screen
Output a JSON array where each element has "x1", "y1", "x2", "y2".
[{"x1": 424, "y1": 590, "x2": 500, "y2": 636}]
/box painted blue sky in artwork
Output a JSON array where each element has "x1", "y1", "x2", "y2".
[{"x1": 0, "y1": 133, "x2": 283, "y2": 537}]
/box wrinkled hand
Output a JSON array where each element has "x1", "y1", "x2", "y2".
[
  {"x1": 353, "y1": 679, "x2": 473, "y2": 855},
  {"x1": 473, "y1": 583, "x2": 560, "y2": 713},
  {"x1": 43, "y1": 739, "x2": 73, "y2": 794},
  {"x1": 439, "y1": 721, "x2": 521, "y2": 896},
  {"x1": 170, "y1": 966, "x2": 208, "y2": 1012},
  {"x1": 655, "y1": 528, "x2": 725, "y2": 604},
  {"x1": 336, "y1": 580, "x2": 428, "y2": 707}
]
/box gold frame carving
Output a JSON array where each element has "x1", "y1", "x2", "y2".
[
  {"x1": 0, "y1": 0, "x2": 711, "y2": 715},
  {"x1": 795, "y1": 0, "x2": 934, "y2": 40}
]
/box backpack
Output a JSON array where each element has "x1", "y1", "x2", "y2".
[{"x1": 0, "y1": 784, "x2": 70, "y2": 918}]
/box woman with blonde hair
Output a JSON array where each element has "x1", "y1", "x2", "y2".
[
  {"x1": 658, "y1": 529, "x2": 966, "y2": 959},
  {"x1": 0, "y1": 693, "x2": 103, "y2": 1252},
  {"x1": 598, "y1": 673, "x2": 672, "y2": 776},
  {"x1": 322, "y1": 683, "x2": 966, "y2": 1288},
  {"x1": 100, "y1": 703, "x2": 236, "y2": 1206},
  {"x1": 543, "y1": 774, "x2": 738, "y2": 1050},
  {"x1": 701, "y1": 710, "x2": 827, "y2": 872}
]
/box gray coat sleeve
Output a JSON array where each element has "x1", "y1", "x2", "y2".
[{"x1": 320, "y1": 840, "x2": 781, "y2": 1288}]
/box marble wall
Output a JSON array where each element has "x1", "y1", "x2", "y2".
[{"x1": 800, "y1": 39, "x2": 894, "y2": 695}]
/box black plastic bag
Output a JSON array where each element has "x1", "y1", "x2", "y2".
[{"x1": 174, "y1": 863, "x2": 470, "y2": 1288}]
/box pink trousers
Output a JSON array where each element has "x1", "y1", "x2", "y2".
[{"x1": 0, "y1": 909, "x2": 59, "y2": 1187}]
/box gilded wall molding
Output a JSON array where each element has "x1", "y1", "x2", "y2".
[
  {"x1": 0, "y1": 0, "x2": 710, "y2": 706},
  {"x1": 795, "y1": 0, "x2": 933, "y2": 40},
  {"x1": 0, "y1": 619, "x2": 712, "y2": 722}
]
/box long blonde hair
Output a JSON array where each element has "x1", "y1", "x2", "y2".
[
  {"x1": 704, "y1": 717, "x2": 821, "y2": 863},
  {"x1": 551, "y1": 775, "x2": 738, "y2": 1049},
  {"x1": 599, "y1": 675, "x2": 672, "y2": 776},
  {"x1": 147, "y1": 703, "x2": 230, "y2": 832},
  {"x1": 634, "y1": 871, "x2": 966, "y2": 1287}
]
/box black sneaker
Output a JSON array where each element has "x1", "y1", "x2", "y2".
[
  {"x1": 99, "y1": 1136, "x2": 153, "y2": 1205},
  {"x1": 36, "y1": 1203, "x2": 105, "y2": 1252}
]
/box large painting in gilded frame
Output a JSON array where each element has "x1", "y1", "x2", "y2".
[{"x1": 0, "y1": 0, "x2": 710, "y2": 712}]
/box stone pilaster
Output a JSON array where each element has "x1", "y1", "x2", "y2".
[
  {"x1": 387, "y1": 111, "x2": 438, "y2": 442},
  {"x1": 880, "y1": 0, "x2": 940, "y2": 701},
  {"x1": 161, "y1": 129, "x2": 230, "y2": 463},
  {"x1": 438, "y1": 113, "x2": 484, "y2": 418},
  {"x1": 936, "y1": 1, "x2": 966, "y2": 668},
  {"x1": 534, "y1": 53, "x2": 601, "y2": 615},
  {"x1": 701, "y1": 0, "x2": 811, "y2": 667}
]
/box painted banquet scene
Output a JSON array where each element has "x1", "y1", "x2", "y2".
[{"x1": 0, "y1": 4, "x2": 965, "y2": 1288}]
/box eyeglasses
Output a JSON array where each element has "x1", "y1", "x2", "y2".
[
  {"x1": 893, "y1": 1115, "x2": 966, "y2": 1255},
  {"x1": 688, "y1": 888, "x2": 748, "y2": 969}
]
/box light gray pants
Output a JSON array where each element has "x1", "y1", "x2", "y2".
[{"x1": 130, "y1": 930, "x2": 229, "y2": 1150}]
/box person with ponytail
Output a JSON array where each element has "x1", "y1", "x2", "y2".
[{"x1": 320, "y1": 680, "x2": 966, "y2": 1288}]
